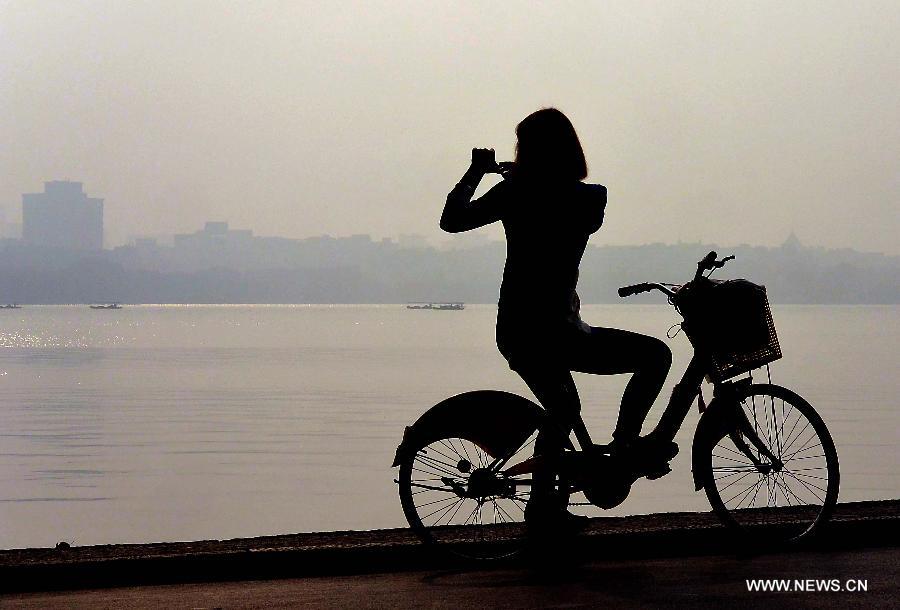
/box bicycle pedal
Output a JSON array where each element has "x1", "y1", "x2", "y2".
[{"x1": 644, "y1": 464, "x2": 672, "y2": 480}]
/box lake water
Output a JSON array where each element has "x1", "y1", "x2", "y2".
[{"x1": 0, "y1": 305, "x2": 897, "y2": 549}]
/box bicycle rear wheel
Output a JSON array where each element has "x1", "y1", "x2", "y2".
[
  {"x1": 397, "y1": 430, "x2": 552, "y2": 560},
  {"x1": 701, "y1": 383, "x2": 839, "y2": 544}
]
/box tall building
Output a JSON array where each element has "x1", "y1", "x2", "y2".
[{"x1": 22, "y1": 181, "x2": 104, "y2": 250}]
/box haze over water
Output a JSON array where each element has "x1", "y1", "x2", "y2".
[
  {"x1": 0, "y1": 304, "x2": 896, "y2": 549},
  {"x1": 3, "y1": 2, "x2": 898, "y2": 254}
]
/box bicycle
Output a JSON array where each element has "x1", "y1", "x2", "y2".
[{"x1": 393, "y1": 252, "x2": 840, "y2": 559}]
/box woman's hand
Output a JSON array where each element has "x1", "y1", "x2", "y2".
[
  {"x1": 471, "y1": 148, "x2": 500, "y2": 174},
  {"x1": 497, "y1": 161, "x2": 516, "y2": 178}
]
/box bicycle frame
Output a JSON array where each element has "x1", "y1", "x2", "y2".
[
  {"x1": 489, "y1": 348, "x2": 779, "y2": 499},
  {"x1": 490, "y1": 345, "x2": 710, "y2": 476},
  {"x1": 563, "y1": 348, "x2": 708, "y2": 453},
  {"x1": 489, "y1": 252, "x2": 780, "y2": 491}
]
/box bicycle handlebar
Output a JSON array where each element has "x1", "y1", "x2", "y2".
[
  {"x1": 618, "y1": 283, "x2": 676, "y2": 299},
  {"x1": 620, "y1": 252, "x2": 734, "y2": 300},
  {"x1": 617, "y1": 283, "x2": 653, "y2": 297},
  {"x1": 694, "y1": 251, "x2": 735, "y2": 280}
]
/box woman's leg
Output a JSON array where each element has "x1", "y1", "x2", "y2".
[
  {"x1": 515, "y1": 365, "x2": 581, "y2": 454},
  {"x1": 567, "y1": 326, "x2": 672, "y2": 443},
  {"x1": 512, "y1": 364, "x2": 580, "y2": 506}
]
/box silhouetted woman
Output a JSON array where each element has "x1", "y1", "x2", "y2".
[{"x1": 440, "y1": 108, "x2": 674, "y2": 525}]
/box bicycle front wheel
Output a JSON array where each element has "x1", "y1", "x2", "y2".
[{"x1": 701, "y1": 383, "x2": 840, "y2": 544}]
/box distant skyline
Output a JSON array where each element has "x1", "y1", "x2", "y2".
[
  {"x1": 3, "y1": 177, "x2": 897, "y2": 257},
  {"x1": 2, "y1": 228, "x2": 896, "y2": 304},
  {"x1": 2, "y1": 2, "x2": 898, "y2": 254}
]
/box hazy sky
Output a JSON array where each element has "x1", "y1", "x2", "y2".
[{"x1": 2, "y1": 1, "x2": 898, "y2": 253}]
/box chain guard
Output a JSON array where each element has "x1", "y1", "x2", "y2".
[
  {"x1": 584, "y1": 474, "x2": 633, "y2": 509},
  {"x1": 568, "y1": 451, "x2": 634, "y2": 510}
]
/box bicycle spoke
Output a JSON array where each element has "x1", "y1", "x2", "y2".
[
  {"x1": 749, "y1": 394, "x2": 761, "y2": 449},
  {"x1": 728, "y1": 474, "x2": 763, "y2": 507},
  {"x1": 417, "y1": 453, "x2": 463, "y2": 476},
  {"x1": 713, "y1": 468, "x2": 759, "y2": 481},
  {"x1": 439, "y1": 497, "x2": 469, "y2": 526},
  {"x1": 415, "y1": 494, "x2": 462, "y2": 510},
  {"x1": 778, "y1": 472, "x2": 811, "y2": 506},
  {"x1": 741, "y1": 476, "x2": 766, "y2": 508},
  {"x1": 448, "y1": 438, "x2": 469, "y2": 463},
  {"x1": 782, "y1": 430, "x2": 817, "y2": 460},
  {"x1": 478, "y1": 445, "x2": 491, "y2": 469},
  {"x1": 789, "y1": 470, "x2": 829, "y2": 482},
  {"x1": 508, "y1": 495, "x2": 528, "y2": 507},
  {"x1": 715, "y1": 442, "x2": 755, "y2": 460},
  {"x1": 438, "y1": 440, "x2": 465, "y2": 463},
  {"x1": 462, "y1": 503, "x2": 481, "y2": 526},
  {"x1": 772, "y1": 474, "x2": 794, "y2": 506},
  {"x1": 782, "y1": 441, "x2": 823, "y2": 463},
  {"x1": 780, "y1": 419, "x2": 811, "y2": 457},
  {"x1": 778, "y1": 399, "x2": 794, "y2": 457},
  {"x1": 496, "y1": 501, "x2": 518, "y2": 523},
  {"x1": 491, "y1": 499, "x2": 503, "y2": 524},
  {"x1": 425, "y1": 445, "x2": 460, "y2": 464},
  {"x1": 770, "y1": 396, "x2": 783, "y2": 458},
  {"x1": 780, "y1": 411, "x2": 805, "y2": 456},
  {"x1": 712, "y1": 452, "x2": 753, "y2": 464},
  {"x1": 458, "y1": 439, "x2": 481, "y2": 464},
  {"x1": 423, "y1": 496, "x2": 464, "y2": 523},
  {"x1": 412, "y1": 465, "x2": 456, "y2": 479},
  {"x1": 408, "y1": 478, "x2": 459, "y2": 493},
  {"x1": 748, "y1": 477, "x2": 765, "y2": 508},
  {"x1": 719, "y1": 470, "x2": 757, "y2": 496},
  {"x1": 784, "y1": 453, "x2": 826, "y2": 463},
  {"x1": 761, "y1": 395, "x2": 774, "y2": 461},
  {"x1": 782, "y1": 470, "x2": 827, "y2": 501}
]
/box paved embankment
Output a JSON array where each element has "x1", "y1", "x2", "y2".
[
  {"x1": 0, "y1": 500, "x2": 896, "y2": 594},
  {"x1": 5, "y1": 547, "x2": 897, "y2": 609}
]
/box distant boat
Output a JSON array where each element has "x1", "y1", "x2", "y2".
[
  {"x1": 90, "y1": 303, "x2": 122, "y2": 310},
  {"x1": 406, "y1": 302, "x2": 464, "y2": 311},
  {"x1": 1, "y1": 304, "x2": 21, "y2": 309}
]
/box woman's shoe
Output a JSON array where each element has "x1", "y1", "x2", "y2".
[{"x1": 610, "y1": 435, "x2": 679, "y2": 479}]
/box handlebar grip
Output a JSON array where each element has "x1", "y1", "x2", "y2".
[
  {"x1": 618, "y1": 283, "x2": 651, "y2": 298},
  {"x1": 695, "y1": 250, "x2": 719, "y2": 280}
]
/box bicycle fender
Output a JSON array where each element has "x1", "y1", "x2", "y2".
[{"x1": 392, "y1": 390, "x2": 544, "y2": 467}]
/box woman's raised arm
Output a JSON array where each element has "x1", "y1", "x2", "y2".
[{"x1": 440, "y1": 149, "x2": 508, "y2": 233}]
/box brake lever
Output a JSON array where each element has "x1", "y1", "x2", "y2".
[{"x1": 713, "y1": 255, "x2": 735, "y2": 268}]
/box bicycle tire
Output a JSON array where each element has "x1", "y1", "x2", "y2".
[{"x1": 700, "y1": 383, "x2": 840, "y2": 545}]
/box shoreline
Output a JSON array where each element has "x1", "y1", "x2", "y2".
[{"x1": 1, "y1": 499, "x2": 897, "y2": 593}]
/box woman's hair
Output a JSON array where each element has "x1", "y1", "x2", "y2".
[{"x1": 514, "y1": 108, "x2": 588, "y2": 181}]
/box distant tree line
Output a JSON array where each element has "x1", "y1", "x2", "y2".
[{"x1": 0, "y1": 236, "x2": 897, "y2": 304}]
